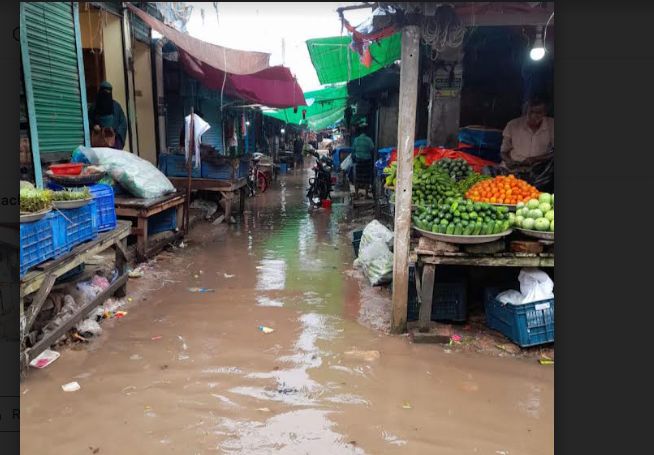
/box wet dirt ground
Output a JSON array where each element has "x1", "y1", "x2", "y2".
[{"x1": 21, "y1": 169, "x2": 554, "y2": 454}]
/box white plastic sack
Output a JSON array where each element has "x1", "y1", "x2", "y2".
[
  {"x1": 355, "y1": 240, "x2": 394, "y2": 286},
  {"x1": 496, "y1": 289, "x2": 524, "y2": 305},
  {"x1": 360, "y1": 220, "x2": 394, "y2": 253},
  {"x1": 72, "y1": 146, "x2": 175, "y2": 199},
  {"x1": 340, "y1": 154, "x2": 353, "y2": 172},
  {"x1": 519, "y1": 268, "x2": 554, "y2": 304},
  {"x1": 76, "y1": 318, "x2": 103, "y2": 337}
]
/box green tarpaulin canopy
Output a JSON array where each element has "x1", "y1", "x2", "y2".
[
  {"x1": 306, "y1": 34, "x2": 401, "y2": 85},
  {"x1": 263, "y1": 84, "x2": 348, "y2": 131}
]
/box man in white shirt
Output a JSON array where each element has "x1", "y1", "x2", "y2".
[{"x1": 501, "y1": 97, "x2": 554, "y2": 171}]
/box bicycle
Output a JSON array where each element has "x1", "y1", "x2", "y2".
[{"x1": 247, "y1": 153, "x2": 271, "y2": 197}]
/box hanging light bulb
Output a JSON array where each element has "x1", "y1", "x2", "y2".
[
  {"x1": 245, "y1": 120, "x2": 250, "y2": 127},
  {"x1": 530, "y1": 26, "x2": 546, "y2": 61},
  {"x1": 280, "y1": 128, "x2": 285, "y2": 134}
]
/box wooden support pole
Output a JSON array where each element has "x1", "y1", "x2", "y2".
[{"x1": 391, "y1": 25, "x2": 421, "y2": 334}]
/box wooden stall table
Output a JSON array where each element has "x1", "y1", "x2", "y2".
[
  {"x1": 412, "y1": 237, "x2": 554, "y2": 336},
  {"x1": 166, "y1": 177, "x2": 248, "y2": 221},
  {"x1": 114, "y1": 191, "x2": 186, "y2": 262},
  {"x1": 20, "y1": 221, "x2": 131, "y2": 372}
]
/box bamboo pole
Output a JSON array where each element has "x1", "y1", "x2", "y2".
[{"x1": 390, "y1": 25, "x2": 421, "y2": 334}]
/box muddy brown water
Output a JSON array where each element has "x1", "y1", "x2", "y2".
[{"x1": 21, "y1": 169, "x2": 553, "y2": 454}]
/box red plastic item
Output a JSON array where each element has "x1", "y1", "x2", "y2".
[
  {"x1": 49, "y1": 163, "x2": 83, "y2": 176},
  {"x1": 321, "y1": 199, "x2": 332, "y2": 209},
  {"x1": 388, "y1": 146, "x2": 495, "y2": 173}
]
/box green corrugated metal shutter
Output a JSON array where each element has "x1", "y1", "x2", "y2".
[{"x1": 21, "y1": 2, "x2": 88, "y2": 159}]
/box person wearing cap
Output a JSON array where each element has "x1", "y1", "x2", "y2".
[{"x1": 88, "y1": 81, "x2": 128, "y2": 150}]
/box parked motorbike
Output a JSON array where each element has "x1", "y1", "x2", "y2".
[
  {"x1": 306, "y1": 150, "x2": 334, "y2": 206},
  {"x1": 247, "y1": 152, "x2": 271, "y2": 197}
]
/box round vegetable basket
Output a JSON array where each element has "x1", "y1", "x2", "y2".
[
  {"x1": 515, "y1": 228, "x2": 554, "y2": 241},
  {"x1": 45, "y1": 169, "x2": 106, "y2": 186},
  {"x1": 20, "y1": 208, "x2": 52, "y2": 223},
  {"x1": 413, "y1": 226, "x2": 513, "y2": 244},
  {"x1": 52, "y1": 197, "x2": 93, "y2": 210}
]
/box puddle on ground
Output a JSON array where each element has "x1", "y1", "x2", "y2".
[{"x1": 21, "y1": 170, "x2": 553, "y2": 455}]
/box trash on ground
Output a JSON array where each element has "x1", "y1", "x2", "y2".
[
  {"x1": 539, "y1": 355, "x2": 554, "y2": 365},
  {"x1": 130, "y1": 354, "x2": 142, "y2": 361},
  {"x1": 224, "y1": 273, "x2": 235, "y2": 278},
  {"x1": 151, "y1": 336, "x2": 163, "y2": 341},
  {"x1": 450, "y1": 334, "x2": 463, "y2": 343},
  {"x1": 72, "y1": 333, "x2": 90, "y2": 343},
  {"x1": 29, "y1": 349, "x2": 60, "y2": 369},
  {"x1": 256, "y1": 407, "x2": 271, "y2": 412},
  {"x1": 258, "y1": 325, "x2": 275, "y2": 334},
  {"x1": 62, "y1": 381, "x2": 81, "y2": 392},
  {"x1": 188, "y1": 287, "x2": 214, "y2": 293},
  {"x1": 402, "y1": 402, "x2": 412, "y2": 409},
  {"x1": 91, "y1": 274, "x2": 110, "y2": 291},
  {"x1": 344, "y1": 350, "x2": 380, "y2": 362},
  {"x1": 128, "y1": 268, "x2": 144, "y2": 278},
  {"x1": 76, "y1": 318, "x2": 102, "y2": 337},
  {"x1": 114, "y1": 311, "x2": 128, "y2": 319}
]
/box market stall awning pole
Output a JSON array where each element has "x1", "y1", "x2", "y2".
[
  {"x1": 185, "y1": 107, "x2": 195, "y2": 235},
  {"x1": 390, "y1": 25, "x2": 421, "y2": 334}
]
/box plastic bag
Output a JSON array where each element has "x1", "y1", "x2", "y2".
[
  {"x1": 76, "y1": 318, "x2": 103, "y2": 337},
  {"x1": 72, "y1": 146, "x2": 175, "y2": 199},
  {"x1": 340, "y1": 154, "x2": 353, "y2": 172},
  {"x1": 359, "y1": 220, "x2": 394, "y2": 253},
  {"x1": 519, "y1": 268, "x2": 554, "y2": 304},
  {"x1": 355, "y1": 240, "x2": 394, "y2": 286},
  {"x1": 496, "y1": 289, "x2": 524, "y2": 305}
]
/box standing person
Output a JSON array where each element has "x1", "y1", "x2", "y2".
[
  {"x1": 293, "y1": 135, "x2": 304, "y2": 168},
  {"x1": 352, "y1": 126, "x2": 375, "y2": 162},
  {"x1": 88, "y1": 81, "x2": 128, "y2": 150},
  {"x1": 485, "y1": 96, "x2": 554, "y2": 191}
]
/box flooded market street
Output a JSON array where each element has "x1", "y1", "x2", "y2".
[{"x1": 21, "y1": 170, "x2": 553, "y2": 455}]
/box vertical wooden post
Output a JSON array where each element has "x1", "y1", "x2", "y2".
[
  {"x1": 185, "y1": 108, "x2": 195, "y2": 234},
  {"x1": 391, "y1": 25, "x2": 421, "y2": 334}
]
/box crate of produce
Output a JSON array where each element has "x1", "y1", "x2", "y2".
[
  {"x1": 161, "y1": 154, "x2": 201, "y2": 178},
  {"x1": 484, "y1": 287, "x2": 554, "y2": 347},
  {"x1": 201, "y1": 159, "x2": 233, "y2": 180},
  {"x1": 57, "y1": 201, "x2": 99, "y2": 253},
  {"x1": 407, "y1": 266, "x2": 468, "y2": 322},
  {"x1": 87, "y1": 183, "x2": 117, "y2": 232},
  {"x1": 148, "y1": 207, "x2": 177, "y2": 235},
  {"x1": 20, "y1": 212, "x2": 59, "y2": 278}
]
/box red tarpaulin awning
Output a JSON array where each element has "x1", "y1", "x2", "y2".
[{"x1": 127, "y1": 3, "x2": 306, "y2": 108}]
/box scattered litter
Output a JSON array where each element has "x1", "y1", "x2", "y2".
[
  {"x1": 22, "y1": 389, "x2": 29, "y2": 395},
  {"x1": 402, "y1": 402, "x2": 412, "y2": 409},
  {"x1": 121, "y1": 385, "x2": 137, "y2": 395},
  {"x1": 114, "y1": 311, "x2": 128, "y2": 319},
  {"x1": 450, "y1": 334, "x2": 463, "y2": 344},
  {"x1": 443, "y1": 349, "x2": 452, "y2": 354},
  {"x1": 426, "y1": 371, "x2": 432, "y2": 376},
  {"x1": 89, "y1": 446, "x2": 100, "y2": 454},
  {"x1": 151, "y1": 336, "x2": 163, "y2": 341},
  {"x1": 29, "y1": 349, "x2": 60, "y2": 369},
  {"x1": 344, "y1": 350, "x2": 380, "y2": 362},
  {"x1": 177, "y1": 335, "x2": 188, "y2": 350},
  {"x1": 496, "y1": 451, "x2": 509, "y2": 455},
  {"x1": 224, "y1": 273, "x2": 235, "y2": 278},
  {"x1": 199, "y1": 270, "x2": 204, "y2": 275},
  {"x1": 213, "y1": 215, "x2": 225, "y2": 225},
  {"x1": 73, "y1": 333, "x2": 90, "y2": 343},
  {"x1": 91, "y1": 275, "x2": 110, "y2": 290},
  {"x1": 258, "y1": 326, "x2": 275, "y2": 334},
  {"x1": 179, "y1": 241, "x2": 186, "y2": 249},
  {"x1": 496, "y1": 344, "x2": 517, "y2": 354},
  {"x1": 256, "y1": 407, "x2": 271, "y2": 413},
  {"x1": 188, "y1": 287, "x2": 215, "y2": 293},
  {"x1": 76, "y1": 318, "x2": 102, "y2": 337},
  {"x1": 62, "y1": 382, "x2": 81, "y2": 392},
  {"x1": 130, "y1": 354, "x2": 143, "y2": 361},
  {"x1": 128, "y1": 268, "x2": 144, "y2": 278},
  {"x1": 194, "y1": 275, "x2": 199, "y2": 279},
  {"x1": 539, "y1": 355, "x2": 554, "y2": 365},
  {"x1": 127, "y1": 298, "x2": 133, "y2": 302}
]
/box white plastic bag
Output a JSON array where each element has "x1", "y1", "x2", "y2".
[
  {"x1": 72, "y1": 146, "x2": 175, "y2": 199},
  {"x1": 496, "y1": 289, "x2": 524, "y2": 305},
  {"x1": 355, "y1": 240, "x2": 394, "y2": 286},
  {"x1": 360, "y1": 220, "x2": 394, "y2": 253},
  {"x1": 518, "y1": 268, "x2": 554, "y2": 304},
  {"x1": 340, "y1": 154, "x2": 353, "y2": 172}
]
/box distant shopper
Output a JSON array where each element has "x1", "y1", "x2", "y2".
[
  {"x1": 88, "y1": 81, "x2": 128, "y2": 150},
  {"x1": 293, "y1": 135, "x2": 304, "y2": 166},
  {"x1": 352, "y1": 127, "x2": 374, "y2": 162}
]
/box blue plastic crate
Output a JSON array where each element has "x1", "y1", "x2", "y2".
[
  {"x1": 161, "y1": 154, "x2": 201, "y2": 178},
  {"x1": 148, "y1": 207, "x2": 177, "y2": 235},
  {"x1": 20, "y1": 212, "x2": 59, "y2": 278},
  {"x1": 201, "y1": 160, "x2": 233, "y2": 180},
  {"x1": 237, "y1": 160, "x2": 249, "y2": 179},
  {"x1": 484, "y1": 287, "x2": 554, "y2": 347},
  {"x1": 88, "y1": 184, "x2": 117, "y2": 232},
  {"x1": 279, "y1": 163, "x2": 288, "y2": 174},
  {"x1": 57, "y1": 201, "x2": 99, "y2": 253},
  {"x1": 407, "y1": 267, "x2": 468, "y2": 322},
  {"x1": 47, "y1": 182, "x2": 116, "y2": 232}
]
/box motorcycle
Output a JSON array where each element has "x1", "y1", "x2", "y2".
[
  {"x1": 247, "y1": 152, "x2": 271, "y2": 197},
  {"x1": 306, "y1": 149, "x2": 334, "y2": 207}
]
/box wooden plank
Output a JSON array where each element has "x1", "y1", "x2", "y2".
[
  {"x1": 24, "y1": 273, "x2": 56, "y2": 336},
  {"x1": 136, "y1": 216, "x2": 148, "y2": 262},
  {"x1": 24, "y1": 273, "x2": 129, "y2": 365},
  {"x1": 391, "y1": 25, "x2": 421, "y2": 335},
  {"x1": 418, "y1": 264, "x2": 436, "y2": 332},
  {"x1": 420, "y1": 255, "x2": 554, "y2": 267},
  {"x1": 410, "y1": 331, "x2": 451, "y2": 344},
  {"x1": 167, "y1": 177, "x2": 247, "y2": 192},
  {"x1": 113, "y1": 191, "x2": 185, "y2": 209}
]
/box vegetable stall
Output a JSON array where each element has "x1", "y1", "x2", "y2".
[{"x1": 382, "y1": 147, "x2": 555, "y2": 347}]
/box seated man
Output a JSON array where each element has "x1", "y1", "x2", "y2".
[{"x1": 486, "y1": 97, "x2": 554, "y2": 191}]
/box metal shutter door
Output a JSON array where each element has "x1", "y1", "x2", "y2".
[{"x1": 21, "y1": 2, "x2": 88, "y2": 160}]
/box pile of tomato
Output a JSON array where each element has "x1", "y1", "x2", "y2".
[{"x1": 465, "y1": 175, "x2": 540, "y2": 205}]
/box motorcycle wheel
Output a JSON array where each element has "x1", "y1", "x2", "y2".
[{"x1": 257, "y1": 171, "x2": 268, "y2": 193}]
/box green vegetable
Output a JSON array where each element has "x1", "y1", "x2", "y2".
[
  {"x1": 446, "y1": 224, "x2": 455, "y2": 235},
  {"x1": 20, "y1": 188, "x2": 53, "y2": 213}
]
